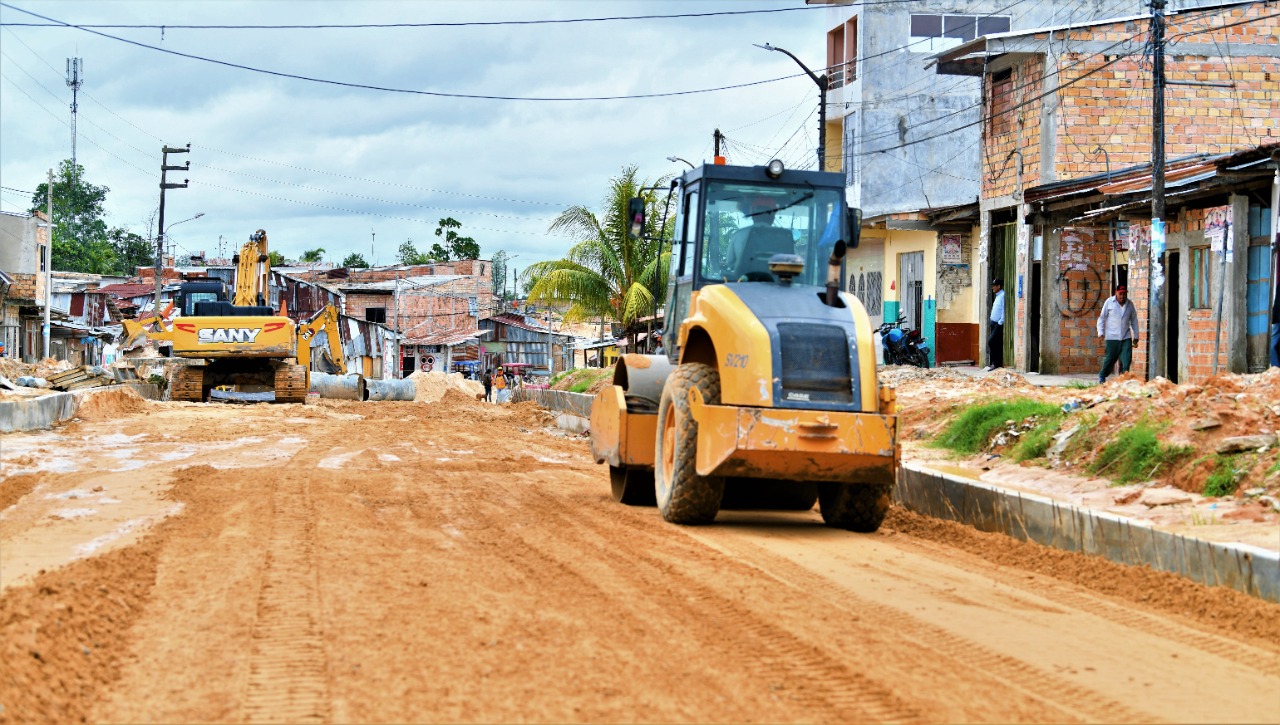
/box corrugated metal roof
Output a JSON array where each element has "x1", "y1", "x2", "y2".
[{"x1": 403, "y1": 329, "x2": 491, "y2": 347}]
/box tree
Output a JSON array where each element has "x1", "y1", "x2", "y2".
[
  {"x1": 341, "y1": 252, "x2": 369, "y2": 268},
  {"x1": 432, "y1": 217, "x2": 480, "y2": 261},
  {"x1": 490, "y1": 250, "x2": 509, "y2": 297},
  {"x1": 397, "y1": 238, "x2": 432, "y2": 265},
  {"x1": 29, "y1": 159, "x2": 115, "y2": 274},
  {"x1": 108, "y1": 227, "x2": 152, "y2": 276},
  {"x1": 300, "y1": 248, "x2": 325, "y2": 263},
  {"x1": 268, "y1": 250, "x2": 286, "y2": 267},
  {"x1": 525, "y1": 165, "x2": 672, "y2": 344}
]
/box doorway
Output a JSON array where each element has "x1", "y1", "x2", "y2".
[
  {"x1": 988, "y1": 213, "x2": 1017, "y2": 367},
  {"x1": 899, "y1": 252, "x2": 924, "y2": 332},
  {"x1": 1029, "y1": 261, "x2": 1042, "y2": 372},
  {"x1": 1165, "y1": 251, "x2": 1180, "y2": 383}
]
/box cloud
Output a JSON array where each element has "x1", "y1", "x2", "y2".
[{"x1": 1, "y1": 0, "x2": 828, "y2": 266}]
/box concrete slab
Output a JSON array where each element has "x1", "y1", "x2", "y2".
[{"x1": 0, "y1": 383, "x2": 162, "y2": 433}]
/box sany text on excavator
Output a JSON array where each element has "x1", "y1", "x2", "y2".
[{"x1": 122, "y1": 229, "x2": 346, "y2": 402}]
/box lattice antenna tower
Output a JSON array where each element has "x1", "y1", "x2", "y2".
[{"x1": 66, "y1": 57, "x2": 84, "y2": 239}]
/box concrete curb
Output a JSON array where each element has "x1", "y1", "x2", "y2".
[
  {"x1": 898, "y1": 463, "x2": 1280, "y2": 603},
  {"x1": 516, "y1": 389, "x2": 1280, "y2": 603},
  {"x1": 0, "y1": 383, "x2": 163, "y2": 434}
]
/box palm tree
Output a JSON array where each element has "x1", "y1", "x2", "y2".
[
  {"x1": 300, "y1": 248, "x2": 326, "y2": 263},
  {"x1": 525, "y1": 166, "x2": 672, "y2": 350}
]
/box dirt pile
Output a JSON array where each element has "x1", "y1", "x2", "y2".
[
  {"x1": 73, "y1": 387, "x2": 151, "y2": 421},
  {"x1": 894, "y1": 367, "x2": 1280, "y2": 497},
  {"x1": 406, "y1": 371, "x2": 484, "y2": 403}
]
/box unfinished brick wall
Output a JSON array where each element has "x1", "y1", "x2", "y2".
[
  {"x1": 1055, "y1": 228, "x2": 1113, "y2": 374},
  {"x1": 1126, "y1": 208, "x2": 1236, "y2": 382},
  {"x1": 344, "y1": 260, "x2": 492, "y2": 289},
  {"x1": 983, "y1": 57, "x2": 1045, "y2": 200},
  {"x1": 984, "y1": 5, "x2": 1279, "y2": 197},
  {"x1": 9, "y1": 273, "x2": 37, "y2": 301}
]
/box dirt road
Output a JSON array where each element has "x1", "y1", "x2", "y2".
[{"x1": 2, "y1": 390, "x2": 1278, "y2": 723}]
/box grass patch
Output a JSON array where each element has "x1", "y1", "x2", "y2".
[
  {"x1": 1012, "y1": 418, "x2": 1062, "y2": 462},
  {"x1": 1203, "y1": 455, "x2": 1242, "y2": 497},
  {"x1": 551, "y1": 367, "x2": 614, "y2": 395},
  {"x1": 1064, "y1": 380, "x2": 1094, "y2": 389},
  {"x1": 1087, "y1": 419, "x2": 1192, "y2": 485},
  {"x1": 931, "y1": 399, "x2": 1063, "y2": 455}
]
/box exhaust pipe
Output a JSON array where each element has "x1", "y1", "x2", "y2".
[{"x1": 825, "y1": 239, "x2": 847, "y2": 307}]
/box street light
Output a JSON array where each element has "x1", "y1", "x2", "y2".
[
  {"x1": 153, "y1": 211, "x2": 204, "y2": 315},
  {"x1": 165, "y1": 211, "x2": 205, "y2": 234},
  {"x1": 755, "y1": 43, "x2": 828, "y2": 171},
  {"x1": 666, "y1": 156, "x2": 694, "y2": 169}
]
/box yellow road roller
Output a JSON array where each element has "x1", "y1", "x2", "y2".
[{"x1": 589, "y1": 159, "x2": 898, "y2": 531}]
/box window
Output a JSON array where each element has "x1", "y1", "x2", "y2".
[
  {"x1": 910, "y1": 14, "x2": 1009, "y2": 52},
  {"x1": 699, "y1": 181, "x2": 844, "y2": 286},
  {"x1": 1190, "y1": 246, "x2": 1212, "y2": 309},
  {"x1": 365, "y1": 306, "x2": 386, "y2": 323},
  {"x1": 827, "y1": 16, "x2": 858, "y2": 88}
]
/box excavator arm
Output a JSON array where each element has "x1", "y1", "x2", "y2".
[
  {"x1": 297, "y1": 304, "x2": 347, "y2": 378},
  {"x1": 233, "y1": 229, "x2": 272, "y2": 307},
  {"x1": 120, "y1": 302, "x2": 176, "y2": 348}
]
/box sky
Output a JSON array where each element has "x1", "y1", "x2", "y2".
[{"x1": 0, "y1": 0, "x2": 833, "y2": 271}]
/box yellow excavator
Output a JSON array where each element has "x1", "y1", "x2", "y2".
[
  {"x1": 589, "y1": 159, "x2": 899, "y2": 531},
  {"x1": 122, "y1": 229, "x2": 346, "y2": 402}
]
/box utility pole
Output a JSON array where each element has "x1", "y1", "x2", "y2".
[
  {"x1": 43, "y1": 168, "x2": 53, "y2": 360},
  {"x1": 155, "y1": 144, "x2": 191, "y2": 318},
  {"x1": 1146, "y1": 0, "x2": 1166, "y2": 380},
  {"x1": 65, "y1": 58, "x2": 83, "y2": 246},
  {"x1": 714, "y1": 128, "x2": 724, "y2": 163},
  {"x1": 754, "y1": 44, "x2": 829, "y2": 170}
]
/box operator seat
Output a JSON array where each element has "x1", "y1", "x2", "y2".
[{"x1": 734, "y1": 225, "x2": 795, "y2": 278}]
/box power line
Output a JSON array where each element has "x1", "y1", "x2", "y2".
[
  {"x1": 0, "y1": 3, "x2": 841, "y2": 30},
  {"x1": 0, "y1": 2, "x2": 810, "y2": 102}
]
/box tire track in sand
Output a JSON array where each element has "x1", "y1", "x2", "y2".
[
  {"x1": 495, "y1": 475, "x2": 926, "y2": 724},
  {"x1": 697, "y1": 533, "x2": 1161, "y2": 724},
  {"x1": 889, "y1": 535, "x2": 1280, "y2": 678},
  {"x1": 242, "y1": 472, "x2": 331, "y2": 724}
]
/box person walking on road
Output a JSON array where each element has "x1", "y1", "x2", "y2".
[
  {"x1": 492, "y1": 365, "x2": 508, "y2": 403},
  {"x1": 483, "y1": 369, "x2": 493, "y2": 402},
  {"x1": 984, "y1": 278, "x2": 1005, "y2": 371},
  {"x1": 1096, "y1": 285, "x2": 1140, "y2": 383}
]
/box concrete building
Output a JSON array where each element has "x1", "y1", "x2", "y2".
[
  {"x1": 935, "y1": 0, "x2": 1279, "y2": 380},
  {"x1": 812, "y1": 1, "x2": 1209, "y2": 365},
  {"x1": 0, "y1": 210, "x2": 51, "y2": 361}
]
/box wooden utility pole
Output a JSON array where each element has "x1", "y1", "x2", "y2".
[
  {"x1": 1146, "y1": 0, "x2": 1167, "y2": 380},
  {"x1": 155, "y1": 144, "x2": 190, "y2": 319},
  {"x1": 43, "y1": 168, "x2": 52, "y2": 359}
]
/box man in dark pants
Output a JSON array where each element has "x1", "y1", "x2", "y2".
[
  {"x1": 1271, "y1": 279, "x2": 1279, "y2": 368},
  {"x1": 984, "y1": 278, "x2": 1005, "y2": 371},
  {"x1": 1096, "y1": 285, "x2": 1139, "y2": 382}
]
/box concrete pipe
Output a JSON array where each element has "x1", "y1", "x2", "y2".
[
  {"x1": 308, "y1": 372, "x2": 367, "y2": 400},
  {"x1": 365, "y1": 377, "x2": 416, "y2": 402}
]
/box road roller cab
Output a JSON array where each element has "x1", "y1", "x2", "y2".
[{"x1": 588, "y1": 160, "x2": 899, "y2": 531}]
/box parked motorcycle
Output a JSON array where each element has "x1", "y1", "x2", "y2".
[{"x1": 878, "y1": 315, "x2": 931, "y2": 368}]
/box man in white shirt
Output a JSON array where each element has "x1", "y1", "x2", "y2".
[
  {"x1": 984, "y1": 278, "x2": 1005, "y2": 371},
  {"x1": 1096, "y1": 284, "x2": 1139, "y2": 383}
]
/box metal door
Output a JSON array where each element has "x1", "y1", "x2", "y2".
[
  {"x1": 899, "y1": 251, "x2": 923, "y2": 332},
  {"x1": 1246, "y1": 244, "x2": 1272, "y2": 372}
]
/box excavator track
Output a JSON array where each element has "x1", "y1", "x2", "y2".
[
  {"x1": 274, "y1": 364, "x2": 309, "y2": 403},
  {"x1": 172, "y1": 366, "x2": 207, "y2": 402}
]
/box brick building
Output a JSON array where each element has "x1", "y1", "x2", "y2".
[
  {"x1": 936, "y1": 1, "x2": 1279, "y2": 379},
  {"x1": 0, "y1": 210, "x2": 50, "y2": 361}
]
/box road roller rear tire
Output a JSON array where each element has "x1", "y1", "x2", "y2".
[
  {"x1": 610, "y1": 466, "x2": 657, "y2": 506},
  {"x1": 654, "y1": 363, "x2": 723, "y2": 525},
  {"x1": 818, "y1": 482, "x2": 892, "y2": 533}
]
